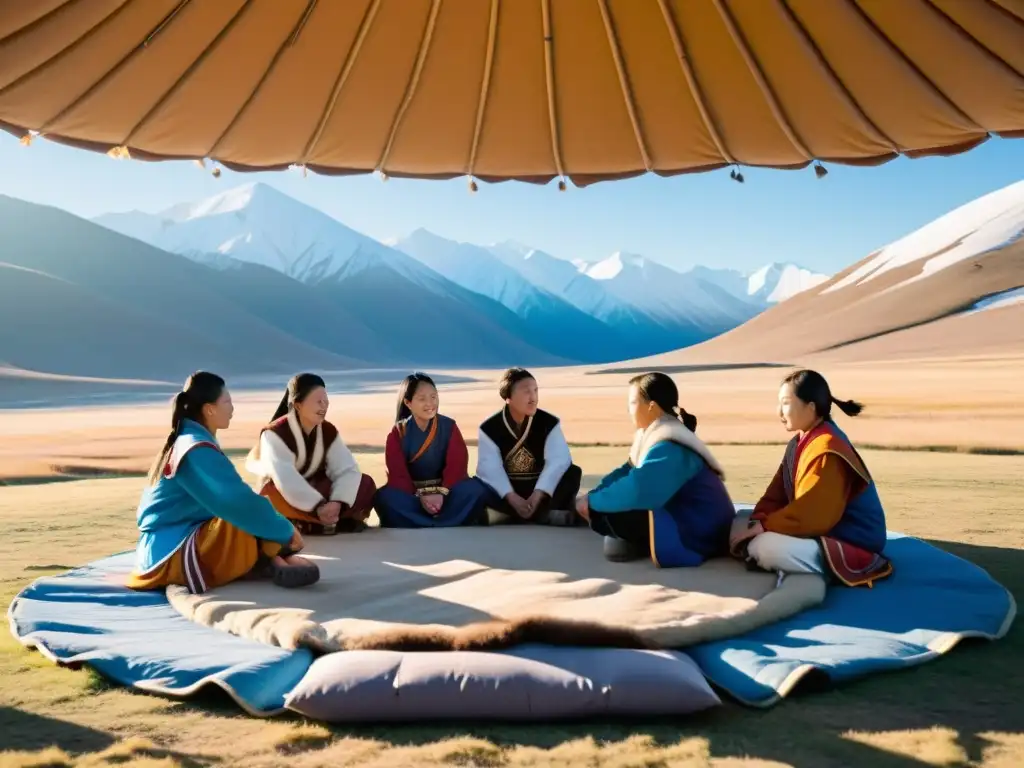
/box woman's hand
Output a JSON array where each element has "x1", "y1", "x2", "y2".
[
  {"x1": 575, "y1": 494, "x2": 591, "y2": 522},
  {"x1": 729, "y1": 519, "x2": 764, "y2": 556},
  {"x1": 316, "y1": 500, "x2": 342, "y2": 524},
  {"x1": 287, "y1": 527, "x2": 305, "y2": 553},
  {"x1": 505, "y1": 492, "x2": 533, "y2": 519},
  {"x1": 526, "y1": 490, "x2": 548, "y2": 515},
  {"x1": 420, "y1": 494, "x2": 444, "y2": 515}
]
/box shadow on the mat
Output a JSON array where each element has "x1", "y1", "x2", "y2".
[
  {"x1": 305, "y1": 538, "x2": 1022, "y2": 768},
  {"x1": 0, "y1": 706, "x2": 113, "y2": 753}
]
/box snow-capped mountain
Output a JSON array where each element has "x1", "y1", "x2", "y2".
[
  {"x1": 579, "y1": 252, "x2": 762, "y2": 339},
  {"x1": 396, "y1": 229, "x2": 553, "y2": 314},
  {"x1": 92, "y1": 184, "x2": 564, "y2": 367},
  {"x1": 624, "y1": 179, "x2": 1024, "y2": 366},
  {"x1": 825, "y1": 178, "x2": 1024, "y2": 294},
  {"x1": 486, "y1": 241, "x2": 651, "y2": 326},
  {"x1": 95, "y1": 182, "x2": 428, "y2": 284},
  {"x1": 93, "y1": 182, "x2": 829, "y2": 363},
  {"x1": 690, "y1": 263, "x2": 829, "y2": 305},
  {"x1": 747, "y1": 263, "x2": 829, "y2": 302},
  {"x1": 394, "y1": 230, "x2": 635, "y2": 361}
]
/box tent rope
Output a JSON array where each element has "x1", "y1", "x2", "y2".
[
  {"x1": 656, "y1": 0, "x2": 736, "y2": 167},
  {"x1": 205, "y1": 0, "x2": 319, "y2": 163},
  {"x1": 299, "y1": 0, "x2": 381, "y2": 170},
  {"x1": 377, "y1": 0, "x2": 443, "y2": 177},
  {"x1": 776, "y1": 0, "x2": 901, "y2": 155},
  {"x1": 466, "y1": 0, "x2": 500, "y2": 192},
  {"x1": 597, "y1": 0, "x2": 652, "y2": 172},
  {"x1": 541, "y1": 0, "x2": 567, "y2": 189},
  {"x1": 711, "y1": 0, "x2": 813, "y2": 164}
]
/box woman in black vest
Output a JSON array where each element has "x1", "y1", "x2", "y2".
[{"x1": 475, "y1": 368, "x2": 582, "y2": 525}]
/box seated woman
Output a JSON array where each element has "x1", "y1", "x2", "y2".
[
  {"x1": 374, "y1": 373, "x2": 488, "y2": 528},
  {"x1": 729, "y1": 369, "x2": 892, "y2": 587},
  {"x1": 476, "y1": 367, "x2": 583, "y2": 526},
  {"x1": 245, "y1": 373, "x2": 376, "y2": 535},
  {"x1": 127, "y1": 371, "x2": 318, "y2": 594},
  {"x1": 575, "y1": 372, "x2": 734, "y2": 566}
]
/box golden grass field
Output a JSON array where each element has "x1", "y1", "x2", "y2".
[
  {"x1": 1, "y1": 358, "x2": 1022, "y2": 767},
  {"x1": 2, "y1": 356, "x2": 1022, "y2": 485}
]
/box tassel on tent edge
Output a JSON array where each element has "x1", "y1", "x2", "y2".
[{"x1": 194, "y1": 158, "x2": 221, "y2": 178}]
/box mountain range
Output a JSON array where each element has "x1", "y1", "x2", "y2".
[
  {"x1": 2, "y1": 177, "x2": 1018, "y2": 387},
  {"x1": 623, "y1": 179, "x2": 1024, "y2": 368},
  {"x1": 92, "y1": 182, "x2": 825, "y2": 363}
]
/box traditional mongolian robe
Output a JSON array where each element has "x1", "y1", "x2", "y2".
[
  {"x1": 126, "y1": 419, "x2": 296, "y2": 594},
  {"x1": 476, "y1": 407, "x2": 582, "y2": 521},
  {"x1": 746, "y1": 420, "x2": 892, "y2": 587},
  {"x1": 245, "y1": 410, "x2": 376, "y2": 534},
  {"x1": 374, "y1": 414, "x2": 488, "y2": 528},
  {"x1": 587, "y1": 416, "x2": 735, "y2": 567}
]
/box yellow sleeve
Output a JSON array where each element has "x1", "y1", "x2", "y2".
[{"x1": 761, "y1": 453, "x2": 853, "y2": 537}]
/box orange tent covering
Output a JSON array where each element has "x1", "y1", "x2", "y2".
[{"x1": 1, "y1": 0, "x2": 1022, "y2": 187}]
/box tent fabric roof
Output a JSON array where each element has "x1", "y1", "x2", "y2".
[{"x1": 1, "y1": 0, "x2": 1023, "y2": 186}]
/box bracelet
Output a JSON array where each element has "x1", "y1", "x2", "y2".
[{"x1": 415, "y1": 486, "x2": 449, "y2": 497}]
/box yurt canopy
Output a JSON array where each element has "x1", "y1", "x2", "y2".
[{"x1": 2, "y1": 0, "x2": 1023, "y2": 186}]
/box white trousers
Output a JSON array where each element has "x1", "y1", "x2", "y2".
[{"x1": 734, "y1": 512, "x2": 824, "y2": 575}]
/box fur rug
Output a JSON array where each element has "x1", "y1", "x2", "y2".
[{"x1": 166, "y1": 527, "x2": 826, "y2": 653}]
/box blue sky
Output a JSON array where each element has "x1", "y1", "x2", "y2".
[{"x1": 1, "y1": 133, "x2": 1021, "y2": 274}]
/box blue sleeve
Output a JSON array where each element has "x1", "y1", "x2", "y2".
[
  {"x1": 177, "y1": 446, "x2": 295, "y2": 545},
  {"x1": 589, "y1": 443, "x2": 704, "y2": 513},
  {"x1": 591, "y1": 461, "x2": 632, "y2": 493}
]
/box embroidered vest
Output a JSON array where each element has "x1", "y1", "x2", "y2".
[
  {"x1": 397, "y1": 414, "x2": 455, "y2": 490},
  {"x1": 782, "y1": 421, "x2": 887, "y2": 553},
  {"x1": 479, "y1": 407, "x2": 559, "y2": 482},
  {"x1": 261, "y1": 411, "x2": 340, "y2": 480}
]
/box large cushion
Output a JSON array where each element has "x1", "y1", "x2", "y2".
[{"x1": 285, "y1": 645, "x2": 720, "y2": 722}]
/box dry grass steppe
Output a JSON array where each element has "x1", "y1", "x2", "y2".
[{"x1": 1, "y1": 356, "x2": 1022, "y2": 766}]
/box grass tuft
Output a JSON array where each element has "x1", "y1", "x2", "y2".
[{"x1": 271, "y1": 724, "x2": 333, "y2": 755}]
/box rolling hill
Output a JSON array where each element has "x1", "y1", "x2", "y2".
[
  {"x1": 0, "y1": 197, "x2": 361, "y2": 380},
  {"x1": 619, "y1": 180, "x2": 1024, "y2": 367}
]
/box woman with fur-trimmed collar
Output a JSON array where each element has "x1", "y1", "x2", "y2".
[
  {"x1": 729, "y1": 369, "x2": 892, "y2": 587},
  {"x1": 246, "y1": 373, "x2": 376, "y2": 535},
  {"x1": 375, "y1": 373, "x2": 488, "y2": 528},
  {"x1": 575, "y1": 372, "x2": 735, "y2": 566},
  {"x1": 476, "y1": 368, "x2": 582, "y2": 526}
]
